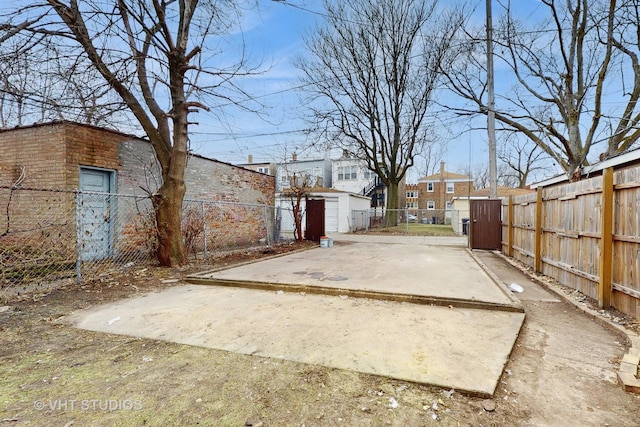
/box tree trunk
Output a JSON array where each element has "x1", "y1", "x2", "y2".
[
  {"x1": 153, "y1": 176, "x2": 187, "y2": 266},
  {"x1": 384, "y1": 181, "x2": 399, "y2": 227},
  {"x1": 293, "y1": 193, "x2": 304, "y2": 242}
]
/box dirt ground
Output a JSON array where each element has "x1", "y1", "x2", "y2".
[{"x1": 1, "y1": 242, "x2": 640, "y2": 426}]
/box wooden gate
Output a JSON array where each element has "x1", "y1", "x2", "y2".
[
  {"x1": 469, "y1": 199, "x2": 502, "y2": 250},
  {"x1": 304, "y1": 198, "x2": 325, "y2": 241}
]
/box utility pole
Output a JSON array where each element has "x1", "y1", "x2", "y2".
[{"x1": 486, "y1": 0, "x2": 498, "y2": 199}]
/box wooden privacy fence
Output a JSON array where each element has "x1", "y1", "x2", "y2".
[{"x1": 502, "y1": 166, "x2": 640, "y2": 319}]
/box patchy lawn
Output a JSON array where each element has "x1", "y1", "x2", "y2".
[
  {"x1": 1, "y1": 240, "x2": 638, "y2": 426},
  {"x1": 0, "y1": 241, "x2": 518, "y2": 426},
  {"x1": 365, "y1": 223, "x2": 457, "y2": 236}
]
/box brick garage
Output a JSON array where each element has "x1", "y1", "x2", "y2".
[
  {"x1": 0, "y1": 121, "x2": 275, "y2": 261},
  {"x1": 117, "y1": 138, "x2": 275, "y2": 251}
]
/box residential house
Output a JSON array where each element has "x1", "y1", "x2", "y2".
[
  {"x1": 405, "y1": 184, "x2": 419, "y2": 209},
  {"x1": 237, "y1": 154, "x2": 274, "y2": 176},
  {"x1": 275, "y1": 153, "x2": 332, "y2": 191},
  {"x1": 416, "y1": 162, "x2": 473, "y2": 224},
  {"x1": 0, "y1": 121, "x2": 275, "y2": 260},
  {"x1": 331, "y1": 150, "x2": 392, "y2": 209},
  {"x1": 331, "y1": 150, "x2": 377, "y2": 193}
]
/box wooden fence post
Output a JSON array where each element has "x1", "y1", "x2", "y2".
[
  {"x1": 598, "y1": 167, "x2": 614, "y2": 309},
  {"x1": 535, "y1": 187, "x2": 543, "y2": 273},
  {"x1": 507, "y1": 196, "x2": 514, "y2": 257}
]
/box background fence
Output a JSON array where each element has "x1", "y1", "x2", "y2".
[
  {"x1": 502, "y1": 166, "x2": 640, "y2": 319},
  {"x1": 350, "y1": 208, "x2": 462, "y2": 234},
  {"x1": 0, "y1": 186, "x2": 284, "y2": 297}
]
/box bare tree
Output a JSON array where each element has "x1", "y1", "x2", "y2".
[
  {"x1": 444, "y1": 0, "x2": 640, "y2": 181},
  {"x1": 599, "y1": 0, "x2": 640, "y2": 159},
  {"x1": 419, "y1": 138, "x2": 445, "y2": 178},
  {"x1": 284, "y1": 173, "x2": 313, "y2": 242},
  {"x1": 497, "y1": 133, "x2": 552, "y2": 188},
  {"x1": 2, "y1": 1, "x2": 260, "y2": 266},
  {"x1": 296, "y1": 0, "x2": 464, "y2": 225},
  {"x1": 0, "y1": 37, "x2": 129, "y2": 127},
  {"x1": 470, "y1": 164, "x2": 489, "y2": 191}
]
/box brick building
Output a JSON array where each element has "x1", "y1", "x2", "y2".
[
  {"x1": 405, "y1": 183, "x2": 419, "y2": 209},
  {"x1": 415, "y1": 162, "x2": 473, "y2": 224},
  {"x1": 0, "y1": 121, "x2": 275, "y2": 260}
]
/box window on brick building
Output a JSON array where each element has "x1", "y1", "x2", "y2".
[
  {"x1": 406, "y1": 191, "x2": 417, "y2": 198},
  {"x1": 446, "y1": 182, "x2": 455, "y2": 193},
  {"x1": 427, "y1": 200, "x2": 435, "y2": 209},
  {"x1": 427, "y1": 182, "x2": 434, "y2": 192}
]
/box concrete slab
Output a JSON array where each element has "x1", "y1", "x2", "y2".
[
  {"x1": 69, "y1": 284, "x2": 525, "y2": 397},
  {"x1": 188, "y1": 242, "x2": 522, "y2": 311}
]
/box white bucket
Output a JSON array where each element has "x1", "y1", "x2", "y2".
[
  {"x1": 328, "y1": 237, "x2": 333, "y2": 247},
  {"x1": 320, "y1": 236, "x2": 329, "y2": 248}
]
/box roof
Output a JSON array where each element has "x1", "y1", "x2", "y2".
[
  {"x1": 277, "y1": 158, "x2": 329, "y2": 166},
  {"x1": 470, "y1": 186, "x2": 534, "y2": 197},
  {"x1": 0, "y1": 119, "x2": 144, "y2": 140},
  {"x1": 277, "y1": 186, "x2": 369, "y2": 198},
  {"x1": 531, "y1": 146, "x2": 640, "y2": 188},
  {"x1": 418, "y1": 171, "x2": 470, "y2": 181},
  {"x1": 0, "y1": 120, "x2": 269, "y2": 176}
]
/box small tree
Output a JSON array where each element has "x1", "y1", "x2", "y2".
[{"x1": 285, "y1": 173, "x2": 313, "y2": 242}]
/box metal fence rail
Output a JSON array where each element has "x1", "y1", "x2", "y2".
[{"x1": 0, "y1": 186, "x2": 283, "y2": 297}]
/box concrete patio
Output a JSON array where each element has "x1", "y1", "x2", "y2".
[{"x1": 69, "y1": 235, "x2": 526, "y2": 396}]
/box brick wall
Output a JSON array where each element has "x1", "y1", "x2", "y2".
[
  {"x1": 417, "y1": 179, "x2": 473, "y2": 224},
  {"x1": 0, "y1": 124, "x2": 67, "y2": 189},
  {"x1": 117, "y1": 139, "x2": 275, "y2": 205},
  {"x1": 62, "y1": 123, "x2": 124, "y2": 189},
  {"x1": 0, "y1": 124, "x2": 75, "y2": 261},
  {"x1": 0, "y1": 122, "x2": 130, "y2": 190},
  {"x1": 117, "y1": 138, "x2": 276, "y2": 249}
]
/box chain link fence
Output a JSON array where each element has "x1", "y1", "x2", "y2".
[
  {"x1": 0, "y1": 186, "x2": 284, "y2": 298},
  {"x1": 351, "y1": 208, "x2": 463, "y2": 234}
]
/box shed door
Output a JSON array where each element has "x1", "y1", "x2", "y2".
[
  {"x1": 79, "y1": 168, "x2": 113, "y2": 260},
  {"x1": 325, "y1": 198, "x2": 339, "y2": 233},
  {"x1": 304, "y1": 198, "x2": 325, "y2": 241},
  {"x1": 470, "y1": 199, "x2": 502, "y2": 250}
]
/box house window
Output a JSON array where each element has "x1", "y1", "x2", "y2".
[
  {"x1": 406, "y1": 201, "x2": 417, "y2": 209},
  {"x1": 406, "y1": 191, "x2": 417, "y2": 198},
  {"x1": 427, "y1": 200, "x2": 435, "y2": 210},
  {"x1": 280, "y1": 174, "x2": 289, "y2": 183},
  {"x1": 257, "y1": 167, "x2": 269, "y2": 174},
  {"x1": 363, "y1": 169, "x2": 374, "y2": 179},
  {"x1": 338, "y1": 166, "x2": 357, "y2": 180},
  {"x1": 427, "y1": 182, "x2": 434, "y2": 192},
  {"x1": 446, "y1": 182, "x2": 455, "y2": 193},
  {"x1": 446, "y1": 201, "x2": 452, "y2": 210}
]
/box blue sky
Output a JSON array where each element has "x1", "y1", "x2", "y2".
[
  {"x1": 186, "y1": 1, "x2": 555, "y2": 182},
  {"x1": 0, "y1": 0, "x2": 561, "y2": 183},
  {"x1": 190, "y1": 1, "x2": 324, "y2": 166}
]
